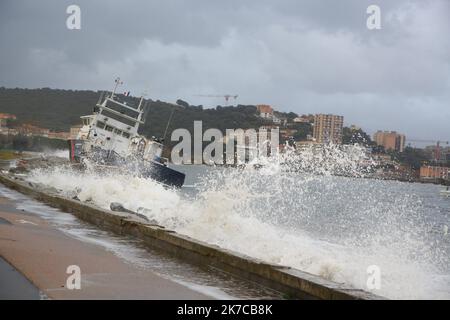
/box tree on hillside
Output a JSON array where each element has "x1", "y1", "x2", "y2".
[
  {"x1": 342, "y1": 127, "x2": 374, "y2": 146},
  {"x1": 395, "y1": 147, "x2": 431, "y2": 170},
  {"x1": 175, "y1": 99, "x2": 189, "y2": 108},
  {"x1": 291, "y1": 122, "x2": 312, "y2": 141}
]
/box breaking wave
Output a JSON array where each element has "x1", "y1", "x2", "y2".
[{"x1": 26, "y1": 144, "x2": 450, "y2": 299}]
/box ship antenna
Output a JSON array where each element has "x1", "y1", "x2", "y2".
[{"x1": 111, "y1": 77, "x2": 123, "y2": 99}]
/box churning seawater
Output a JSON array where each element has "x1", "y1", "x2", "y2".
[{"x1": 25, "y1": 149, "x2": 450, "y2": 299}]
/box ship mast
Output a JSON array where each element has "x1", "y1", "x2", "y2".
[{"x1": 111, "y1": 77, "x2": 123, "y2": 99}]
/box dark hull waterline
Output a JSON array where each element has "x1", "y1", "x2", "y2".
[{"x1": 68, "y1": 139, "x2": 185, "y2": 188}]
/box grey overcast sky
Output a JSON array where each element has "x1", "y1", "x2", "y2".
[{"x1": 0, "y1": 0, "x2": 449, "y2": 141}]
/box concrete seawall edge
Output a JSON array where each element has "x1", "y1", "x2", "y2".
[{"x1": 0, "y1": 173, "x2": 385, "y2": 300}]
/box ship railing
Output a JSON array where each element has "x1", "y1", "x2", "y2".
[
  {"x1": 105, "y1": 97, "x2": 142, "y2": 114},
  {"x1": 97, "y1": 103, "x2": 145, "y2": 125}
]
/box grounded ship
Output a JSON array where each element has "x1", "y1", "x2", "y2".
[{"x1": 67, "y1": 80, "x2": 185, "y2": 188}]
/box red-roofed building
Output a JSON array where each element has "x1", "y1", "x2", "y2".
[
  {"x1": 0, "y1": 113, "x2": 17, "y2": 120},
  {"x1": 256, "y1": 104, "x2": 273, "y2": 116},
  {"x1": 256, "y1": 104, "x2": 282, "y2": 124}
]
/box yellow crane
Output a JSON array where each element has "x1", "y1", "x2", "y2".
[{"x1": 195, "y1": 94, "x2": 239, "y2": 103}]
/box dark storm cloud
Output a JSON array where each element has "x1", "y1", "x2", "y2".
[{"x1": 0, "y1": 0, "x2": 449, "y2": 140}]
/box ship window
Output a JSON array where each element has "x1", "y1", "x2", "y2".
[
  {"x1": 96, "y1": 121, "x2": 106, "y2": 129},
  {"x1": 122, "y1": 132, "x2": 130, "y2": 139},
  {"x1": 114, "y1": 128, "x2": 122, "y2": 135},
  {"x1": 105, "y1": 125, "x2": 114, "y2": 132}
]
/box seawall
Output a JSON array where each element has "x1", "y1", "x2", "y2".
[{"x1": 0, "y1": 173, "x2": 385, "y2": 300}]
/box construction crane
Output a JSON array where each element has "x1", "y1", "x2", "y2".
[
  {"x1": 406, "y1": 139, "x2": 449, "y2": 161},
  {"x1": 195, "y1": 94, "x2": 239, "y2": 103}
]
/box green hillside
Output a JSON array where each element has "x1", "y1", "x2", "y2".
[{"x1": 0, "y1": 87, "x2": 273, "y2": 146}]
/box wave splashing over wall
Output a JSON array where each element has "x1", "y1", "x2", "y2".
[{"x1": 27, "y1": 145, "x2": 450, "y2": 299}]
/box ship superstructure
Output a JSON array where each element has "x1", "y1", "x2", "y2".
[{"x1": 68, "y1": 78, "x2": 185, "y2": 188}]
